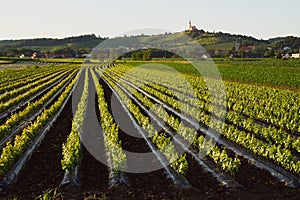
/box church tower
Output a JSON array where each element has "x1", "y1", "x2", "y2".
[{"x1": 188, "y1": 20, "x2": 198, "y2": 31}]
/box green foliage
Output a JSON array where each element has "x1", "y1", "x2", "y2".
[
  {"x1": 91, "y1": 69, "x2": 127, "y2": 172},
  {"x1": 106, "y1": 65, "x2": 242, "y2": 175},
  {"x1": 62, "y1": 69, "x2": 88, "y2": 172},
  {"x1": 53, "y1": 47, "x2": 75, "y2": 55},
  {"x1": 0, "y1": 34, "x2": 105, "y2": 57},
  {"x1": 0, "y1": 65, "x2": 61, "y2": 93},
  {"x1": 0, "y1": 70, "x2": 77, "y2": 140},
  {"x1": 35, "y1": 188, "x2": 62, "y2": 200},
  {"x1": 85, "y1": 192, "x2": 108, "y2": 200},
  {"x1": 162, "y1": 60, "x2": 300, "y2": 88},
  {"x1": 131, "y1": 50, "x2": 152, "y2": 61},
  {"x1": 105, "y1": 61, "x2": 300, "y2": 175},
  {"x1": 0, "y1": 69, "x2": 80, "y2": 176},
  {"x1": 142, "y1": 50, "x2": 152, "y2": 61},
  {"x1": 0, "y1": 69, "x2": 71, "y2": 113},
  {"x1": 100, "y1": 69, "x2": 188, "y2": 175}
]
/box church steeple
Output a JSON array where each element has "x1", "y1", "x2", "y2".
[{"x1": 188, "y1": 20, "x2": 198, "y2": 31}]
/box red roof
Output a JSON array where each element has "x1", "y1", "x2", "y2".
[
  {"x1": 189, "y1": 25, "x2": 198, "y2": 30},
  {"x1": 241, "y1": 46, "x2": 255, "y2": 51}
]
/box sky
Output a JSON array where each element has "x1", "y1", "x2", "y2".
[{"x1": 0, "y1": 0, "x2": 299, "y2": 40}]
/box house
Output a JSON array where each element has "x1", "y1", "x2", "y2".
[
  {"x1": 20, "y1": 53, "x2": 31, "y2": 58},
  {"x1": 283, "y1": 46, "x2": 291, "y2": 51},
  {"x1": 291, "y1": 53, "x2": 300, "y2": 59},
  {"x1": 201, "y1": 54, "x2": 208, "y2": 59},
  {"x1": 214, "y1": 49, "x2": 227, "y2": 54},
  {"x1": 31, "y1": 52, "x2": 45, "y2": 59},
  {"x1": 240, "y1": 46, "x2": 256, "y2": 52},
  {"x1": 82, "y1": 54, "x2": 92, "y2": 58},
  {"x1": 282, "y1": 53, "x2": 290, "y2": 59}
]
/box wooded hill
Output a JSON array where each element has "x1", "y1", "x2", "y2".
[{"x1": 0, "y1": 30, "x2": 299, "y2": 58}]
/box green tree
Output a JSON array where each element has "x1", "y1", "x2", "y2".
[
  {"x1": 131, "y1": 51, "x2": 143, "y2": 60},
  {"x1": 264, "y1": 50, "x2": 270, "y2": 58},
  {"x1": 238, "y1": 49, "x2": 245, "y2": 58},
  {"x1": 142, "y1": 50, "x2": 152, "y2": 61},
  {"x1": 275, "y1": 51, "x2": 282, "y2": 59},
  {"x1": 269, "y1": 48, "x2": 275, "y2": 58},
  {"x1": 131, "y1": 52, "x2": 138, "y2": 60},
  {"x1": 53, "y1": 47, "x2": 75, "y2": 55}
]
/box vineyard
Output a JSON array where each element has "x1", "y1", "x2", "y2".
[{"x1": 0, "y1": 60, "x2": 299, "y2": 199}]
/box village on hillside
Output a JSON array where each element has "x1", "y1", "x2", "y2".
[{"x1": 1, "y1": 21, "x2": 299, "y2": 60}]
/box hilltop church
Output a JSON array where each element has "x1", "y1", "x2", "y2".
[{"x1": 188, "y1": 20, "x2": 198, "y2": 31}]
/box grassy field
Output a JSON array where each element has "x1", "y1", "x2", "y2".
[{"x1": 131, "y1": 58, "x2": 300, "y2": 89}]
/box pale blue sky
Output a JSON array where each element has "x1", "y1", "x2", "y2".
[{"x1": 1, "y1": 0, "x2": 299, "y2": 40}]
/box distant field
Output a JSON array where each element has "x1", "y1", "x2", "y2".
[
  {"x1": 148, "y1": 59, "x2": 300, "y2": 89},
  {"x1": 215, "y1": 59, "x2": 300, "y2": 89},
  {"x1": 39, "y1": 58, "x2": 85, "y2": 63},
  {"x1": 204, "y1": 42, "x2": 235, "y2": 50}
]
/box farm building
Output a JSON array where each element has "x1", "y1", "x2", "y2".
[
  {"x1": 240, "y1": 46, "x2": 256, "y2": 52},
  {"x1": 31, "y1": 52, "x2": 46, "y2": 59},
  {"x1": 291, "y1": 53, "x2": 300, "y2": 59},
  {"x1": 282, "y1": 53, "x2": 291, "y2": 59}
]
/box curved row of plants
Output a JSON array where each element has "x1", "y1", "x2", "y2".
[
  {"x1": 0, "y1": 69, "x2": 73, "y2": 114},
  {"x1": 0, "y1": 65, "x2": 57, "y2": 88},
  {"x1": 104, "y1": 69, "x2": 241, "y2": 175},
  {"x1": 108, "y1": 65, "x2": 300, "y2": 151},
  {"x1": 0, "y1": 65, "x2": 69, "y2": 95},
  {"x1": 61, "y1": 69, "x2": 88, "y2": 173},
  {"x1": 91, "y1": 69, "x2": 127, "y2": 172},
  {"x1": 104, "y1": 66, "x2": 300, "y2": 175},
  {"x1": 0, "y1": 70, "x2": 67, "y2": 103},
  {"x1": 120, "y1": 73, "x2": 300, "y2": 155},
  {"x1": 134, "y1": 76, "x2": 300, "y2": 155},
  {"x1": 0, "y1": 68, "x2": 80, "y2": 177},
  {"x1": 0, "y1": 69, "x2": 78, "y2": 141},
  {"x1": 0, "y1": 70, "x2": 53, "y2": 95},
  {"x1": 99, "y1": 69, "x2": 188, "y2": 175},
  {"x1": 110, "y1": 64, "x2": 300, "y2": 135}
]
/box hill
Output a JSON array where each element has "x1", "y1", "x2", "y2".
[
  {"x1": 0, "y1": 34, "x2": 106, "y2": 57},
  {"x1": 183, "y1": 30, "x2": 299, "y2": 58},
  {"x1": 0, "y1": 30, "x2": 299, "y2": 58}
]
